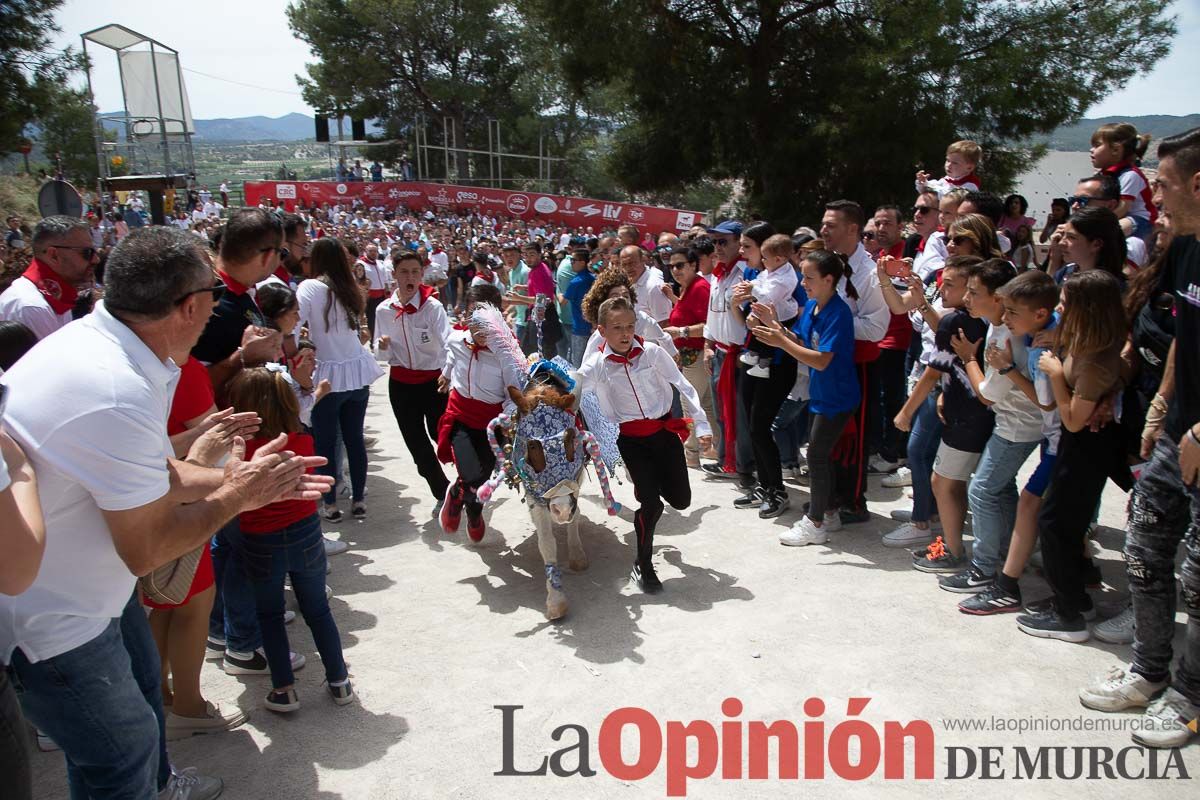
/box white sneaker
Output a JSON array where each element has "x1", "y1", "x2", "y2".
[
  {"x1": 822, "y1": 511, "x2": 843, "y2": 533},
  {"x1": 284, "y1": 609, "x2": 296, "y2": 625},
  {"x1": 1093, "y1": 603, "x2": 1135, "y2": 644},
  {"x1": 888, "y1": 509, "x2": 942, "y2": 532},
  {"x1": 882, "y1": 523, "x2": 935, "y2": 548},
  {"x1": 323, "y1": 537, "x2": 349, "y2": 556},
  {"x1": 779, "y1": 516, "x2": 830, "y2": 546},
  {"x1": 1132, "y1": 687, "x2": 1199, "y2": 748},
  {"x1": 869, "y1": 455, "x2": 899, "y2": 474},
  {"x1": 881, "y1": 466, "x2": 912, "y2": 487},
  {"x1": 738, "y1": 351, "x2": 759, "y2": 368},
  {"x1": 1079, "y1": 665, "x2": 1167, "y2": 712},
  {"x1": 746, "y1": 363, "x2": 770, "y2": 379},
  {"x1": 158, "y1": 766, "x2": 223, "y2": 800}
]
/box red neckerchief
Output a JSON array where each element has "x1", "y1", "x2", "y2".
[
  {"x1": 1102, "y1": 162, "x2": 1130, "y2": 176},
  {"x1": 712, "y1": 261, "x2": 728, "y2": 280},
  {"x1": 917, "y1": 236, "x2": 928, "y2": 254},
  {"x1": 218, "y1": 269, "x2": 252, "y2": 296},
  {"x1": 466, "y1": 335, "x2": 490, "y2": 358},
  {"x1": 947, "y1": 172, "x2": 980, "y2": 187},
  {"x1": 272, "y1": 266, "x2": 291, "y2": 283},
  {"x1": 883, "y1": 241, "x2": 905, "y2": 260},
  {"x1": 22, "y1": 258, "x2": 78, "y2": 315},
  {"x1": 604, "y1": 336, "x2": 645, "y2": 365},
  {"x1": 393, "y1": 284, "x2": 437, "y2": 318}
]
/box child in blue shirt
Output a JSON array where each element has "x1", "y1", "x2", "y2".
[
  {"x1": 563, "y1": 249, "x2": 597, "y2": 367},
  {"x1": 749, "y1": 249, "x2": 858, "y2": 546}
]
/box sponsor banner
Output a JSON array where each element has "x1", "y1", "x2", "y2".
[{"x1": 243, "y1": 180, "x2": 704, "y2": 232}]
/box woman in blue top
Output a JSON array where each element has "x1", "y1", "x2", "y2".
[{"x1": 750, "y1": 249, "x2": 859, "y2": 546}]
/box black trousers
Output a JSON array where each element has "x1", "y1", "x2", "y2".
[
  {"x1": 832, "y1": 362, "x2": 871, "y2": 511},
  {"x1": 867, "y1": 347, "x2": 909, "y2": 463},
  {"x1": 451, "y1": 423, "x2": 497, "y2": 517},
  {"x1": 1039, "y1": 422, "x2": 1132, "y2": 619},
  {"x1": 739, "y1": 356, "x2": 798, "y2": 492},
  {"x1": 618, "y1": 429, "x2": 691, "y2": 564},
  {"x1": 367, "y1": 295, "x2": 385, "y2": 341},
  {"x1": 388, "y1": 378, "x2": 450, "y2": 501}
]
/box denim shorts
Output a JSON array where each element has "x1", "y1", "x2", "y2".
[{"x1": 1023, "y1": 447, "x2": 1058, "y2": 497}]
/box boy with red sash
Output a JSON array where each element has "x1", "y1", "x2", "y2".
[{"x1": 574, "y1": 296, "x2": 712, "y2": 593}]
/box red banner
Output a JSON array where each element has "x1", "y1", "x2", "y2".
[{"x1": 242, "y1": 180, "x2": 705, "y2": 233}]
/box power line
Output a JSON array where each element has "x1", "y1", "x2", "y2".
[{"x1": 181, "y1": 67, "x2": 305, "y2": 97}]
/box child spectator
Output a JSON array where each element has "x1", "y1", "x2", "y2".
[
  {"x1": 227, "y1": 367, "x2": 354, "y2": 712},
  {"x1": 1015, "y1": 271, "x2": 1131, "y2": 642},
  {"x1": 738, "y1": 234, "x2": 800, "y2": 378},
  {"x1": 1089, "y1": 122, "x2": 1156, "y2": 239},
  {"x1": 916, "y1": 140, "x2": 983, "y2": 198},
  {"x1": 563, "y1": 248, "x2": 596, "y2": 367}
]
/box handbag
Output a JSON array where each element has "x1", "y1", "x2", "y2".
[{"x1": 138, "y1": 544, "x2": 204, "y2": 605}]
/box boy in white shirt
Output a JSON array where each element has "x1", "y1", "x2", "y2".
[{"x1": 738, "y1": 234, "x2": 800, "y2": 378}]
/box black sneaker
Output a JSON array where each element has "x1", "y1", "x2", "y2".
[
  {"x1": 938, "y1": 566, "x2": 993, "y2": 594},
  {"x1": 839, "y1": 506, "x2": 870, "y2": 525},
  {"x1": 959, "y1": 584, "x2": 1022, "y2": 615},
  {"x1": 328, "y1": 679, "x2": 355, "y2": 706},
  {"x1": 701, "y1": 463, "x2": 737, "y2": 479},
  {"x1": 1015, "y1": 610, "x2": 1090, "y2": 643},
  {"x1": 733, "y1": 486, "x2": 766, "y2": 509},
  {"x1": 911, "y1": 537, "x2": 966, "y2": 573},
  {"x1": 265, "y1": 688, "x2": 300, "y2": 713},
  {"x1": 1023, "y1": 596, "x2": 1097, "y2": 621},
  {"x1": 632, "y1": 561, "x2": 663, "y2": 593},
  {"x1": 759, "y1": 488, "x2": 790, "y2": 519}
]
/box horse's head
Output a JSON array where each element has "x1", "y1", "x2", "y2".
[{"x1": 507, "y1": 384, "x2": 586, "y2": 520}]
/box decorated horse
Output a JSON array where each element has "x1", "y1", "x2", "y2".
[{"x1": 476, "y1": 359, "x2": 620, "y2": 620}]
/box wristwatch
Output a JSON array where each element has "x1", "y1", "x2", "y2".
[{"x1": 998, "y1": 364, "x2": 1016, "y2": 375}]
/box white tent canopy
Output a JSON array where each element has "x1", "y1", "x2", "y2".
[{"x1": 81, "y1": 24, "x2": 194, "y2": 138}]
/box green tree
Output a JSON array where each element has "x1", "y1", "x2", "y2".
[
  {"x1": 0, "y1": 0, "x2": 86, "y2": 157},
  {"x1": 36, "y1": 86, "x2": 103, "y2": 183},
  {"x1": 526, "y1": 0, "x2": 1176, "y2": 228}
]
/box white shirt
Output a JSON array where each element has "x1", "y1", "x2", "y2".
[
  {"x1": 375, "y1": 291, "x2": 451, "y2": 371},
  {"x1": 362, "y1": 259, "x2": 391, "y2": 292},
  {"x1": 0, "y1": 303, "x2": 179, "y2": 663},
  {"x1": 441, "y1": 330, "x2": 523, "y2": 411},
  {"x1": 0, "y1": 275, "x2": 74, "y2": 340},
  {"x1": 919, "y1": 175, "x2": 980, "y2": 198},
  {"x1": 703, "y1": 260, "x2": 749, "y2": 346},
  {"x1": 430, "y1": 249, "x2": 449, "y2": 272},
  {"x1": 842, "y1": 243, "x2": 890, "y2": 343},
  {"x1": 583, "y1": 310, "x2": 678, "y2": 362},
  {"x1": 912, "y1": 231, "x2": 948, "y2": 281},
  {"x1": 296, "y1": 280, "x2": 385, "y2": 392},
  {"x1": 632, "y1": 266, "x2": 673, "y2": 323},
  {"x1": 574, "y1": 339, "x2": 710, "y2": 438},
  {"x1": 750, "y1": 265, "x2": 799, "y2": 322},
  {"x1": 202, "y1": 201, "x2": 223, "y2": 218},
  {"x1": 977, "y1": 323, "x2": 1042, "y2": 443}
]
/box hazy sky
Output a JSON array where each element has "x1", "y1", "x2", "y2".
[{"x1": 51, "y1": 0, "x2": 1200, "y2": 120}]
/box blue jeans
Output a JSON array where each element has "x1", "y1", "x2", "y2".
[
  {"x1": 906, "y1": 391, "x2": 942, "y2": 523},
  {"x1": 772, "y1": 398, "x2": 808, "y2": 468},
  {"x1": 569, "y1": 332, "x2": 591, "y2": 368},
  {"x1": 312, "y1": 386, "x2": 370, "y2": 505},
  {"x1": 209, "y1": 519, "x2": 261, "y2": 653},
  {"x1": 8, "y1": 592, "x2": 170, "y2": 799},
  {"x1": 968, "y1": 434, "x2": 1040, "y2": 576},
  {"x1": 232, "y1": 514, "x2": 347, "y2": 689}
]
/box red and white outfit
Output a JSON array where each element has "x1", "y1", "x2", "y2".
[
  {"x1": 0, "y1": 258, "x2": 77, "y2": 340},
  {"x1": 918, "y1": 172, "x2": 981, "y2": 199},
  {"x1": 376, "y1": 286, "x2": 453, "y2": 501},
  {"x1": 704, "y1": 259, "x2": 749, "y2": 474},
  {"x1": 1103, "y1": 160, "x2": 1157, "y2": 229},
  {"x1": 632, "y1": 266, "x2": 673, "y2": 324}
]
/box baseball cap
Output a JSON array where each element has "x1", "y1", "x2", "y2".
[{"x1": 705, "y1": 220, "x2": 743, "y2": 237}]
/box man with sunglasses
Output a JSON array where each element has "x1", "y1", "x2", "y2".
[
  {"x1": 1046, "y1": 174, "x2": 1125, "y2": 273},
  {"x1": 0, "y1": 216, "x2": 99, "y2": 341}
]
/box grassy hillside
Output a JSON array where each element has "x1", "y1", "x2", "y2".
[{"x1": 1030, "y1": 114, "x2": 1200, "y2": 153}]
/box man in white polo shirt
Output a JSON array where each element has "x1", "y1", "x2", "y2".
[
  {"x1": 0, "y1": 216, "x2": 99, "y2": 340},
  {"x1": 620, "y1": 244, "x2": 672, "y2": 325},
  {"x1": 0, "y1": 226, "x2": 332, "y2": 800}
]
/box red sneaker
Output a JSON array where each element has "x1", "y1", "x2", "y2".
[
  {"x1": 466, "y1": 508, "x2": 486, "y2": 542},
  {"x1": 440, "y1": 483, "x2": 463, "y2": 534}
]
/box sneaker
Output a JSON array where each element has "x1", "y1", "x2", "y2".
[
  {"x1": 166, "y1": 701, "x2": 249, "y2": 741},
  {"x1": 432, "y1": 498, "x2": 444, "y2": 519},
  {"x1": 205, "y1": 634, "x2": 225, "y2": 659},
  {"x1": 223, "y1": 648, "x2": 306, "y2": 676},
  {"x1": 685, "y1": 451, "x2": 701, "y2": 468},
  {"x1": 881, "y1": 466, "x2": 913, "y2": 487},
  {"x1": 758, "y1": 488, "x2": 790, "y2": 519},
  {"x1": 352, "y1": 501, "x2": 366, "y2": 520},
  {"x1": 912, "y1": 537, "x2": 966, "y2": 573},
  {"x1": 264, "y1": 688, "x2": 300, "y2": 713},
  {"x1": 440, "y1": 482, "x2": 464, "y2": 533},
  {"x1": 1015, "y1": 610, "x2": 1090, "y2": 643},
  {"x1": 284, "y1": 609, "x2": 296, "y2": 625},
  {"x1": 36, "y1": 730, "x2": 60, "y2": 752},
  {"x1": 881, "y1": 523, "x2": 934, "y2": 548},
  {"x1": 786, "y1": 465, "x2": 807, "y2": 483},
  {"x1": 329, "y1": 678, "x2": 356, "y2": 706},
  {"x1": 938, "y1": 566, "x2": 993, "y2": 594},
  {"x1": 1093, "y1": 603, "x2": 1135, "y2": 645},
  {"x1": 701, "y1": 463, "x2": 737, "y2": 480},
  {"x1": 632, "y1": 560, "x2": 663, "y2": 593},
  {"x1": 322, "y1": 503, "x2": 342, "y2": 522},
  {"x1": 779, "y1": 516, "x2": 830, "y2": 547},
  {"x1": 1079, "y1": 665, "x2": 1168, "y2": 712},
  {"x1": 466, "y1": 507, "x2": 486, "y2": 542},
  {"x1": 746, "y1": 363, "x2": 770, "y2": 378},
  {"x1": 733, "y1": 485, "x2": 766, "y2": 509},
  {"x1": 325, "y1": 584, "x2": 332, "y2": 600},
  {"x1": 1024, "y1": 596, "x2": 1097, "y2": 622},
  {"x1": 738, "y1": 350, "x2": 759, "y2": 368},
  {"x1": 158, "y1": 766, "x2": 223, "y2": 800},
  {"x1": 868, "y1": 455, "x2": 899, "y2": 474},
  {"x1": 822, "y1": 511, "x2": 843, "y2": 533},
  {"x1": 1132, "y1": 688, "x2": 1199, "y2": 748},
  {"x1": 700, "y1": 445, "x2": 720, "y2": 461},
  {"x1": 959, "y1": 583, "x2": 1023, "y2": 615},
  {"x1": 888, "y1": 509, "x2": 942, "y2": 531},
  {"x1": 323, "y1": 537, "x2": 349, "y2": 556},
  {"x1": 839, "y1": 506, "x2": 870, "y2": 525}
]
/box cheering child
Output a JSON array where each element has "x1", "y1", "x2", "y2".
[{"x1": 574, "y1": 296, "x2": 712, "y2": 592}]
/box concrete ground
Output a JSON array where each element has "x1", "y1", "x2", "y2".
[{"x1": 32, "y1": 384, "x2": 1200, "y2": 799}]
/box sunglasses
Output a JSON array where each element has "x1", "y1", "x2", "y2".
[
  {"x1": 862, "y1": 232, "x2": 876, "y2": 240},
  {"x1": 912, "y1": 206, "x2": 936, "y2": 215},
  {"x1": 951, "y1": 235, "x2": 973, "y2": 245},
  {"x1": 53, "y1": 245, "x2": 97, "y2": 260},
  {"x1": 1067, "y1": 195, "x2": 1094, "y2": 207},
  {"x1": 669, "y1": 260, "x2": 691, "y2": 269},
  {"x1": 711, "y1": 238, "x2": 729, "y2": 246},
  {"x1": 175, "y1": 281, "x2": 226, "y2": 305}
]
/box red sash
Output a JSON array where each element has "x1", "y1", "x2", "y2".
[
  {"x1": 22, "y1": 259, "x2": 77, "y2": 315},
  {"x1": 853, "y1": 340, "x2": 881, "y2": 364},
  {"x1": 436, "y1": 389, "x2": 502, "y2": 464},
  {"x1": 619, "y1": 417, "x2": 691, "y2": 442},
  {"x1": 390, "y1": 366, "x2": 441, "y2": 384},
  {"x1": 368, "y1": 289, "x2": 387, "y2": 299},
  {"x1": 714, "y1": 342, "x2": 740, "y2": 473}
]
